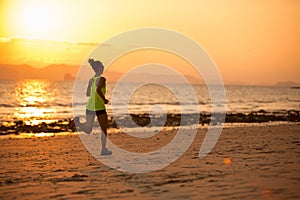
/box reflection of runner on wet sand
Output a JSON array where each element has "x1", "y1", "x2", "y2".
[{"x1": 68, "y1": 58, "x2": 112, "y2": 156}]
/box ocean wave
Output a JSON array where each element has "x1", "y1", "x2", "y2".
[
  {"x1": 287, "y1": 99, "x2": 300, "y2": 103},
  {"x1": 253, "y1": 100, "x2": 274, "y2": 104},
  {"x1": 0, "y1": 103, "x2": 74, "y2": 108},
  {"x1": 118, "y1": 102, "x2": 207, "y2": 106},
  {"x1": 0, "y1": 104, "x2": 15, "y2": 108}
]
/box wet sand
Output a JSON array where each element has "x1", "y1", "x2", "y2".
[{"x1": 0, "y1": 124, "x2": 299, "y2": 199}]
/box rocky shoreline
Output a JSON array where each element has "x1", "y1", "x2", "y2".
[{"x1": 0, "y1": 110, "x2": 299, "y2": 135}]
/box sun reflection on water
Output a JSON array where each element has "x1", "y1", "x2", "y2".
[{"x1": 14, "y1": 80, "x2": 57, "y2": 125}]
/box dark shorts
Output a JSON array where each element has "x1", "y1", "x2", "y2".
[{"x1": 86, "y1": 109, "x2": 107, "y2": 116}]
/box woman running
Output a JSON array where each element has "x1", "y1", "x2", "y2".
[{"x1": 69, "y1": 58, "x2": 112, "y2": 155}]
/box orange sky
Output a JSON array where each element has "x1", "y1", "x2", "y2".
[{"x1": 0, "y1": 0, "x2": 300, "y2": 85}]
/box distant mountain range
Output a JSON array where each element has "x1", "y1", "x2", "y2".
[
  {"x1": 0, "y1": 63, "x2": 79, "y2": 81},
  {"x1": 0, "y1": 63, "x2": 299, "y2": 86},
  {"x1": 0, "y1": 63, "x2": 205, "y2": 84}
]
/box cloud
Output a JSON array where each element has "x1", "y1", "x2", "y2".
[
  {"x1": 0, "y1": 36, "x2": 106, "y2": 47},
  {"x1": 0, "y1": 36, "x2": 111, "y2": 67}
]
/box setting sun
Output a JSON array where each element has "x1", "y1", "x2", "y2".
[
  {"x1": 18, "y1": 2, "x2": 57, "y2": 36},
  {"x1": 6, "y1": 0, "x2": 68, "y2": 38}
]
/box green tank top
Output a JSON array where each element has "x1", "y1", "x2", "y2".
[{"x1": 86, "y1": 76, "x2": 106, "y2": 111}]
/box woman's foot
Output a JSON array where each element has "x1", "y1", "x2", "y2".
[
  {"x1": 101, "y1": 148, "x2": 112, "y2": 156},
  {"x1": 68, "y1": 117, "x2": 79, "y2": 129}
]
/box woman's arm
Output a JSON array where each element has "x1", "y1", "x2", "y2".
[
  {"x1": 86, "y1": 79, "x2": 93, "y2": 97},
  {"x1": 97, "y1": 77, "x2": 109, "y2": 104}
]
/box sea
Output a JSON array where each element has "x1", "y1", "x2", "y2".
[{"x1": 0, "y1": 79, "x2": 299, "y2": 126}]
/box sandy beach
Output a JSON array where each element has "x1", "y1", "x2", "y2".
[
  {"x1": 0, "y1": 123, "x2": 299, "y2": 199},
  {"x1": 1, "y1": 0, "x2": 300, "y2": 199}
]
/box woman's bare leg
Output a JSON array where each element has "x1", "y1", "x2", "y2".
[
  {"x1": 97, "y1": 113, "x2": 109, "y2": 151},
  {"x1": 76, "y1": 114, "x2": 95, "y2": 134}
]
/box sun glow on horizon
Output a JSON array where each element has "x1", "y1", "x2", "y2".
[{"x1": 14, "y1": 80, "x2": 57, "y2": 125}]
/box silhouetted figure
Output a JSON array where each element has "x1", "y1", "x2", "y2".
[{"x1": 69, "y1": 58, "x2": 112, "y2": 155}]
